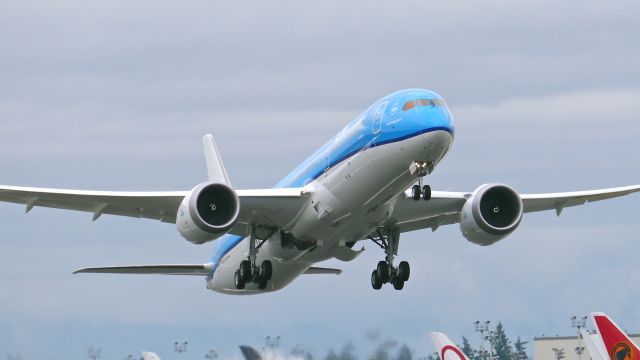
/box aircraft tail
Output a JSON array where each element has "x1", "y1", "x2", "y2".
[
  {"x1": 590, "y1": 312, "x2": 640, "y2": 360},
  {"x1": 580, "y1": 328, "x2": 607, "y2": 360},
  {"x1": 429, "y1": 332, "x2": 470, "y2": 360},
  {"x1": 239, "y1": 345, "x2": 263, "y2": 360},
  {"x1": 141, "y1": 352, "x2": 161, "y2": 360}
]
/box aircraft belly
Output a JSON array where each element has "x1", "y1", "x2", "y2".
[
  {"x1": 208, "y1": 239, "x2": 311, "y2": 294},
  {"x1": 291, "y1": 130, "x2": 452, "y2": 256},
  {"x1": 207, "y1": 130, "x2": 452, "y2": 293}
]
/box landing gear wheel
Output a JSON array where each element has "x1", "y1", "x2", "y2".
[
  {"x1": 399, "y1": 261, "x2": 410, "y2": 281},
  {"x1": 257, "y1": 274, "x2": 268, "y2": 289},
  {"x1": 411, "y1": 185, "x2": 421, "y2": 201},
  {"x1": 261, "y1": 260, "x2": 273, "y2": 281},
  {"x1": 392, "y1": 277, "x2": 405, "y2": 290},
  {"x1": 239, "y1": 260, "x2": 251, "y2": 281},
  {"x1": 234, "y1": 270, "x2": 246, "y2": 289},
  {"x1": 376, "y1": 261, "x2": 390, "y2": 283},
  {"x1": 422, "y1": 185, "x2": 432, "y2": 201},
  {"x1": 371, "y1": 270, "x2": 382, "y2": 290}
]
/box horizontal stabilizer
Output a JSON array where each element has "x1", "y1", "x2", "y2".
[
  {"x1": 303, "y1": 267, "x2": 342, "y2": 275},
  {"x1": 73, "y1": 263, "x2": 212, "y2": 276}
]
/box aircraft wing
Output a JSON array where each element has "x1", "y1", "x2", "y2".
[
  {"x1": 391, "y1": 184, "x2": 640, "y2": 234},
  {"x1": 0, "y1": 185, "x2": 308, "y2": 236}
]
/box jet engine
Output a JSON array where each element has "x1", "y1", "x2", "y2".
[
  {"x1": 177, "y1": 182, "x2": 240, "y2": 244},
  {"x1": 459, "y1": 183, "x2": 523, "y2": 246}
]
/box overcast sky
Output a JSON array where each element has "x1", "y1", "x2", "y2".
[{"x1": 1, "y1": 0, "x2": 640, "y2": 358}]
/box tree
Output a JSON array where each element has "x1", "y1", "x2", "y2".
[
  {"x1": 396, "y1": 344, "x2": 413, "y2": 360},
  {"x1": 513, "y1": 337, "x2": 529, "y2": 360},
  {"x1": 426, "y1": 352, "x2": 441, "y2": 360},
  {"x1": 490, "y1": 322, "x2": 513, "y2": 360},
  {"x1": 326, "y1": 343, "x2": 357, "y2": 360},
  {"x1": 461, "y1": 337, "x2": 475, "y2": 360}
]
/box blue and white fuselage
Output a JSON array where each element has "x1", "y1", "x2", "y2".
[{"x1": 208, "y1": 88, "x2": 454, "y2": 293}]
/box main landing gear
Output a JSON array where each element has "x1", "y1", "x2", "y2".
[
  {"x1": 234, "y1": 226, "x2": 273, "y2": 290},
  {"x1": 369, "y1": 227, "x2": 410, "y2": 290}
]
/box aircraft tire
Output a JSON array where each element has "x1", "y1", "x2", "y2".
[
  {"x1": 234, "y1": 270, "x2": 245, "y2": 289},
  {"x1": 392, "y1": 277, "x2": 404, "y2": 290},
  {"x1": 377, "y1": 261, "x2": 390, "y2": 283},
  {"x1": 422, "y1": 185, "x2": 432, "y2": 201},
  {"x1": 411, "y1": 185, "x2": 421, "y2": 201},
  {"x1": 240, "y1": 260, "x2": 251, "y2": 281},
  {"x1": 399, "y1": 261, "x2": 410, "y2": 281},
  {"x1": 371, "y1": 270, "x2": 382, "y2": 290},
  {"x1": 257, "y1": 275, "x2": 268, "y2": 289},
  {"x1": 261, "y1": 260, "x2": 273, "y2": 281}
]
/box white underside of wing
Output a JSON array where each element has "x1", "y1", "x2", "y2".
[
  {"x1": 391, "y1": 184, "x2": 640, "y2": 234},
  {"x1": 521, "y1": 184, "x2": 640, "y2": 215},
  {"x1": 0, "y1": 184, "x2": 309, "y2": 232},
  {"x1": 0, "y1": 184, "x2": 187, "y2": 222}
]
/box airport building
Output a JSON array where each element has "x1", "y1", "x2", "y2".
[{"x1": 533, "y1": 333, "x2": 640, "y2": 360}]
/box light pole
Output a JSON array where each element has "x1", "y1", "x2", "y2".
[
  {"x1": 175, "y1": 341, "x2": 188, "y2": 358},
  {"x1": 474, "y1": 320, "x2": 490, "y2": 360},
  {"x1": 205, "y1": 349, "x2": 218, "y2": 360},
  {"x1": 88, "y1": 347, "x2": 102, "y2": 360},
  {"x1": 571, "y1": 315, "x2": 588, "y2": 360},
  {"x1": 264, "y1": 335, "x2": 281, "y2": 358},
  {"x1": 552, "y1": 348, "x2": 565, "y2": 360},
  {"x1": 485, "y1": 330, "x2": 497, "y2": 360}
]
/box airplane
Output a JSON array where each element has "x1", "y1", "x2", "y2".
[
  {"x1": 1, "y1": 88, "x2": 639, "y2": 294},
  {"x1": 141, "y1": 352, "x2": 162, "y2": 360},
  {"x1": 580, "y1": 327, "x2": 607, "y2": 360},
  {"x1": 239, "y1": 345, "x2": 263, "y2": 360},
  {"x1": 586, "y1": 312, "x2": 640, "y2": 360},
  {"x1": 430, "y1": 332, "x2": 469, "y2": 360}
]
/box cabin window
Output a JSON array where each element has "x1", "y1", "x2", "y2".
[{"x1": 402, "y1": 100, "x2": 416, "y2": 111}]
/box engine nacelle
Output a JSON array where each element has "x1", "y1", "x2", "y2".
[
  {"x1": 459, "y1": 183, "x2": 523, "y2": 246},
  {"x1": 177, "y1": 182, "x2": 240, "y2": 244}
]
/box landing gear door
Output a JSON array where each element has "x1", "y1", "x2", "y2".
[{"x1": 372, "y1": 102, "x2": 387, "y2": 136}]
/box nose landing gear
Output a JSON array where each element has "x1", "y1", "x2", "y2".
[
  {"x1": 369, "y1": 227, "x2": 411, "y2": 290},
  {"x1": 410, "y1": 161, "x2": 434, "y2": 201},
  {"x1": 234, "y1": 225, "x2": 273, "y2": 290}
]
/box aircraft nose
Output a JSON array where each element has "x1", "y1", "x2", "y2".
[{"x1": 420, "y1": 106, "x2": 454, "y2": 135}]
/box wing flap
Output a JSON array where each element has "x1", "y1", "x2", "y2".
[{"x1": 73, "y1": 264, "x2": 213, "y2": 276}]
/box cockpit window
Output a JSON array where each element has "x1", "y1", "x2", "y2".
[
  {"x1": 402, "y1": 100, "x2": 415, "y2": 111},
  {"x1": 403, "y1": 98, "x2": 445, "y2": 111},
  {"x1": 431, "y1": 99, "x2": 444, "y2": 107}
]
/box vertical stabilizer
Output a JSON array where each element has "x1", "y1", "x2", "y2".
[
  {"x1": 580, "y1": 328, "x2": 607, "y2": 360},
  {"x1": 591, "y1": 312, "x2": 640, "y2": 360},
  {"x1": 202, "y1": 134, "x2": 232, "y2": 186},
  {"x1": 239, "y1": 345, "x2": 263, "y2": 360},
  {"x1": 429, "y1": 332, "x2": 470, "y2": 360}
]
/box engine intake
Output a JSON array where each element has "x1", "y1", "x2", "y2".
[
  {"x1": 177, "y1": 182, "x2": 240, "y2": 244},
  {"x1": 459, "y1": 183, "x2": 523, "y2": 246}
]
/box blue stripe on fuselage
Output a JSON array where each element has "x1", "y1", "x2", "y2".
[{"x1": 208, "y1": 89, "x2": 454, "y2": 275}]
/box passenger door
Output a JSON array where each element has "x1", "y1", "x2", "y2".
[{"x1": 372, "y1": 102, "x2": 387, "y2": 136}]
